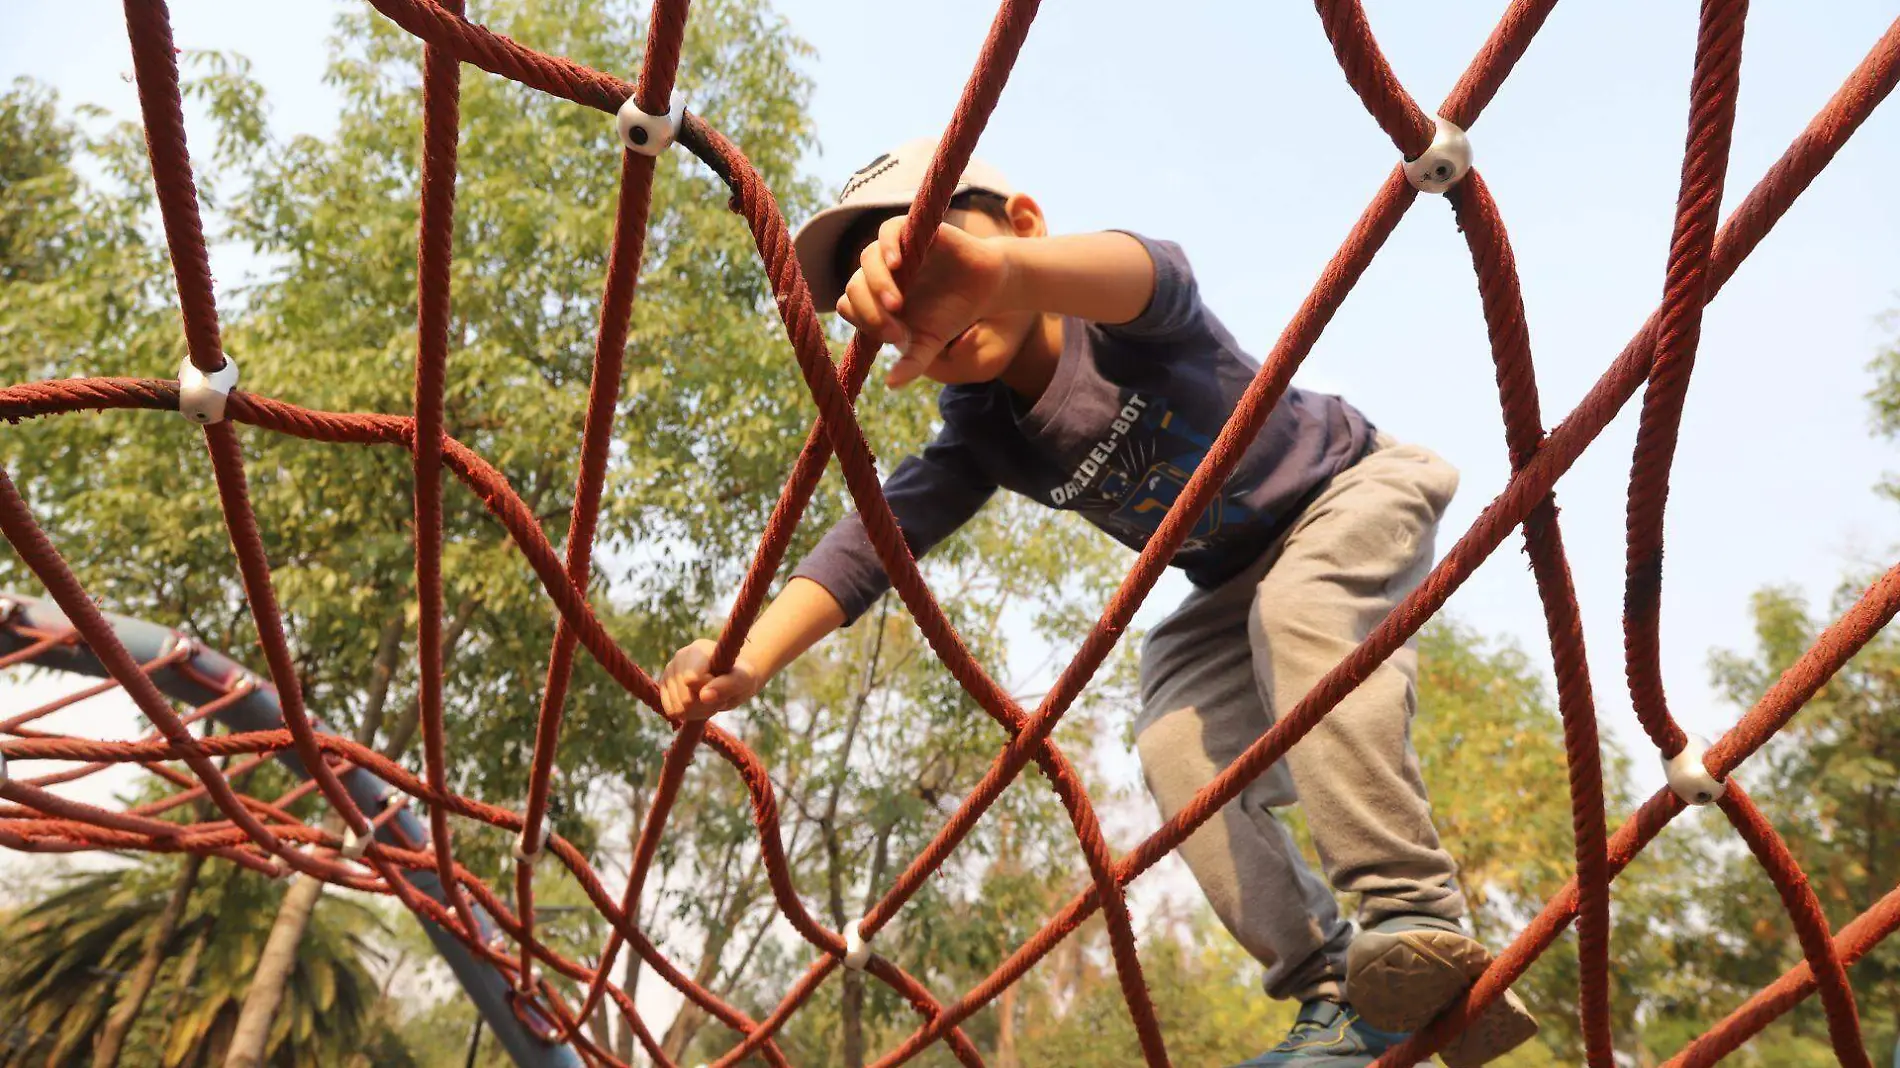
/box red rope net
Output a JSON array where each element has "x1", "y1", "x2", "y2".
[{"x1": 4, "y1": 1, "x2": 1900, "y2": 1065}]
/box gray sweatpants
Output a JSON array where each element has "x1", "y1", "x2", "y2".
[{"x1": 1133, "y1": 435, "x2": 1466, "y2": 1004}]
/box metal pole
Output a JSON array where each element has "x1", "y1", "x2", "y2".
[
  {"x1": 0, "y1": 592, "x2": 582, "y2": 1068},
  {"x1": 466, "y1": 1016, "x2": 486, "y2": 1068}
]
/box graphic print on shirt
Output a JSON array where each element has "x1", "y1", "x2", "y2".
[{"x1": 1047, "y1": 391, "x2": 1260, "y2": 552}]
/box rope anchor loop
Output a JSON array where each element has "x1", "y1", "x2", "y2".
[
  {"x1": 177, "y1": 353, "x2": 239, "y2": 424},
  {"x1": 1403, "y1": 115, "x2": 1473, "y2": 195},
  {"x1": 616, "y1": 96, "x2": 686, "y2": 157},
  {"x1": 1663, "y1": 732, "x2": 1726, "y2": 805}
]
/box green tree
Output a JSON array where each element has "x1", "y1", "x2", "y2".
[
  {"x1": 1411, "y1": 619, "x2": 1726, "y2": 1064},
  {"x1": 1701, "y1": 582, "x2": 1900, "y2": 1062},
  {"x1": 1012, "y1": 910, "x2": 1300, "y2": 1067},
  {"x1": 660, "y1": 492, "x2": 1135, "y2": 1068},
  {"x1": 4, "y1": 3, "x2": 1149, "y2": 1063},
  {"x1": 4, "y1": 0, "x2": 824, "y2": 1055},
  {"x1": 0, "y1": 860, "x2": 399, "y2": 1067}
]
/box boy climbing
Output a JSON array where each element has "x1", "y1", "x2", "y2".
[{"x1": 659, "y1": 138, "x2": 1538, "y2": 1067}]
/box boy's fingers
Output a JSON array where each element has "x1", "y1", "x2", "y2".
[
  {"x1": 877, "y1": 216, "x2": 907, "y2": 271},
  {"x1": 888, "y1": 321, "x2": 952, "y2": 385},
  {"x1": 664, "y1": 661, "x2": 703, "y2": 715},
  {"x1": 886, "y1": 348, "x2": 935, "y2": 388},
  {"x1": 859, "y1": 239, "x2": 902, "y2": 313},
  {"x1": 700, "y1": 677, "x2": 742, "y2": 711},
  {"x1": 843, "y1": 273, "x2": 906, "y2": 346}
]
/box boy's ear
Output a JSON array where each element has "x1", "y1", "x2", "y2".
[{"x1": 1003, "y1": 192, "x2": 1046, "y2": 238}]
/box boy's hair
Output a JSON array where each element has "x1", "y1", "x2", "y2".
[{"x1": 828, "y1": 190, "x2": 1012, "y2": 301}]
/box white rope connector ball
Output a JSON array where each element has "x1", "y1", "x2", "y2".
[
  {"x1": 1403, "y1": 115, "x2": 1473, "y2": 195},
  {"x1": 512, "y1": 822, "x2": 551, "y2": 865},
  {"x1": 178, "y1": 353, "x2": 239, "y2": 424},
  {"x1": 1662, "y1": 732, "x2": 1726, "y2": 805},
  {"x1": 616, "y1": 96, "x2": 685, "y2": 157},
  {"x1": 341, "y1": 826, "x2": 372, "y2": 860},
  {"x1": 843, "y1": 920, "x2": 873, "y2": 971}
]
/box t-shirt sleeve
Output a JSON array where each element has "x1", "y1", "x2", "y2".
[
  {"x1": 789, "y1": 423, "x2": 997, "y2": 625},
  {"x1": 1100, "y1": 232, "x2": 1203, "y2": 341}
]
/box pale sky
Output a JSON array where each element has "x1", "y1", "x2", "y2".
[{"x1": 5, "y1": 0, "x2": 1900, "y2": 1036}]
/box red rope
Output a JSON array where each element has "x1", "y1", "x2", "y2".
[
  {"x1": 1664, "y1": 881, "x2": 1900, "y2": 1067},
  {"x1": 1313, "y1": 0, "x2": 1435, "y2": 156},
  {"x1": 6, "y1": 1, "x2": 1900, "y2": 1063},
  {"x1": 0, "y1": 629, "x2": 76, "y2": 672},
  {"x1": 1717, "y1": 782, "x2": 1870, "y2": 1067},
  {"x1": 408, "y1": 0, "x2": 485, "y2": 962},
  {"x1": 121, "y1": 0, "x2": 225, "y2": 374},
  {"x1": 0, "y1": 642, "x2": 188, "y2": 732},
  {"x1": 1449, "y1": 170, "x2": 1614, "y2": 1067},
  {"x1": 122, "y1": 0, "x2": 454, "y2": 937},
  {"x1": 532, "y1": 0, "x2": 689, "y2": 1024},
  {"x1": 1623, "y1": 0, "x2": 1750, "y2": 760}
]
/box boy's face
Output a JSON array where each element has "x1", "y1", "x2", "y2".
[{"x1": 843, "y1": 197, "x2": 1046, "y2": 389}]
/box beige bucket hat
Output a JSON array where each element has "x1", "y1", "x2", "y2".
[{"x1": 792, "y1": 137, "x2": 1014, "y2": 310}]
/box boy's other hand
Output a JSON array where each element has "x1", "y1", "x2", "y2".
[
  {"x1": 836, "y1": 215, "x2": 1012, "y2": 387},
  {"x1": 659, "y1": 638, "x2": 761, "y2": 720}
]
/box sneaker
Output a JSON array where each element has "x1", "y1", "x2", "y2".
[
  {"x1": 1228, "y1": 998, "x2": 1410, "y2": 1067},
  {"x1": 1344, "y1": 914, "x2": 1538, "y2": 1067}
]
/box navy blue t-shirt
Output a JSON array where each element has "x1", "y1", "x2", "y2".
[{"x1": 792, "y1": 234, "x2": 1375, "y2": 623}]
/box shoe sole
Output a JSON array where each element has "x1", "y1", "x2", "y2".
[{"x1": 1344, "y1": 928, "x2": 1539, "y2": 1067}]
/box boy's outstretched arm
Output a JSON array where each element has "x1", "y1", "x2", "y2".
[
  {"x1": 995, "y1": 230, "x2": 1157, "y2": 324},
  {"x1": 846, "y1": 213, "x2": 1156, "y2": 386},
  {"x1": 660, "y1": 576, "x2": 845, "y2": 720}
]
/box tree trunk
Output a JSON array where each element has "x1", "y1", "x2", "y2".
[
  {"x1": 223, "y1": 607, "x2": 420, "y2": 1068},
  {"x1": 660, "y1": 1003, "x2": 702, "y2": 1065},
  {"x1": 840, "y1": 966, "x2": 868, "y2": 1068},
  {"x1": 588, "y1": 997, "x2": 614, "y2": 1059},
  {"x1": 614, "y1": 935, "x2": 639, "y2": 1065},
  {"x1": 822, "y1": 619, "x2": 887, "y2": 1068},
  {"x1": 992, "y1": 814, "x2": 1019, "y2": 1068},
  {"x1": 353, "y1": 615, "x2": 406, "y2": 747},
  {"x1": 614, "y1": 776, "x2": 648, "y2": 1064},
  {"x1": 91, "y1": 849, "x2": 208, "y2": 1068},
  {"x1": 996, "y1": 982, "x2": 1019, "y2": 1068},
  {"x1": 660, "y1": 855, "x2": 760, "y2": 1062},
  {"x1": 223, "y1": 814, "x2": 343, "y2": 1068},
  {"x1": 379, "y1": 598, "x2": 475, "y2": 760},
  {"x1": 659, "y1": 914, "x2": 743, "y2": 1062}
]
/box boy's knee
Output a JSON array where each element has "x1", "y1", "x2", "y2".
[
  {"x1": 1135, "y1": 706, "x2": 1217, "y2": 805},
  {"x1": 1134, "y1": 706, "x2": 1195, "y2": 774},
  {"x1": 1136, "y1": 704, "x2": 1299, "y2": 811}
]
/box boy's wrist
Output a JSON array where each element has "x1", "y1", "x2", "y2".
[{"x1": 991, "y1": 236, "x2": 1036, "y2": 314}]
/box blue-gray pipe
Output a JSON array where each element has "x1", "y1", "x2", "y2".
[{"x1": 0, "y1": 591, "x2": 583, "y2": 1068}]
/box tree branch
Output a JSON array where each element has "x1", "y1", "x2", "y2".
[{"x1": 353, "y1": 613, "x2": 407, "y2": 747}]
